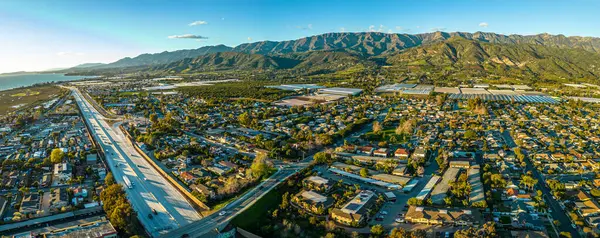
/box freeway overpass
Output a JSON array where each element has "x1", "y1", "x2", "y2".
[{"x1": 71, "y1": 88, "x2": 201, "y2": 237}]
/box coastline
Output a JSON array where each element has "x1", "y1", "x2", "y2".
[{"x1": 0, "y1": 73, "x2": 98, "y2": 92}]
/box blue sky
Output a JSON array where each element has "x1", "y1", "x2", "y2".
[{"x1": 0, "y1": 0, "x2": 599, "y2": 73}]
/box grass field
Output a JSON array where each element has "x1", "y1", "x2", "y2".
[
  {"x1": 229, "y1": 186, "x2": 281, "y2": 229},
  {"x1": 0, "y1": 85, "x2": 64, "y2": 116},
  {"x1": 11, "y1": 90, "x2": 41, "y2": 97}
]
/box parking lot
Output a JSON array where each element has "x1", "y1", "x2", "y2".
[{"x1": 314, "y1": 157, "x2": 442, "y2": 231}]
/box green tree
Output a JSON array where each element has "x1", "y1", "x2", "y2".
[
  {"x1": 100, "y1": 184, "x2": 135, "y2": 234},
  {"x1": 316, "y1": 134, "x2": 334, "y2": 145},
  {"x1": 238, "y1": 112, "x2": 251, "y2": 126},
  {"x1": 370, "y1": 224, "x2": 384, "y2": 237},
  {"x1": 105, "y1": 172, "x2": 115, "y2": 186},
  {"x1": 149, "y1": 113, "x2": 158, "y2": 124},
  {"x1": 482, "y1": 222, "x2": 497, "y2": 238},
  {"x1": 389, "y1": 228, "x2": 407, "y2": 238},
  {"x1": 50, "y1": 148, "x2": 64, "y2": 164},
  {"x1": 407, "y1": 197, "x2": 423, "y2": 206},
  {"x1": 464, "y1": 130, "x2": 477, "y2": 140},
  {"x1": 250, "y1": 153, "x2": 272, "y2": 179},
  {"x1": 360, "y1": 168, "x2": 369, "y2": 178},
  {"x1": 560, "y1": 231, "x2": 572, "y2": 238},
  {"x1": 590, "y1": 189, "x2": 600, "y2": 197},
  {"x1": 454, "y1": 227, "x2": 477, "y2": 238},
  {"x1": 313, "y1": 152, "x2": 330, "y2": 164}
]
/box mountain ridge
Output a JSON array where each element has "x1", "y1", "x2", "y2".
[
  {"x1": 67, "y1": 31, "x2": 600, "y2": 72},
  {"x1": 385, "y1": 37, "x2": 600, "y2": 80}
]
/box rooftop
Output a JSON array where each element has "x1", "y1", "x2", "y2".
[
  {"x1": 305, "y1": 176, "x2": 329, "y2": 186},
  {"x1": 341, "y1": 190, "x2": 375, "y2": 214},
  {"x1": 300, "y1": 190, "x2": 327, "y2": 204}
]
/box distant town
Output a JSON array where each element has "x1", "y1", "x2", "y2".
[{"x1": 0, "y1": 73, "x2": 598, "y2": 238}]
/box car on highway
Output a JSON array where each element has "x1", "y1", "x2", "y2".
[
  {"x1": 218, "y1": 211, "x2": 227, "y2": 216},
  {"x1": 572, "y1": 224, "x2": 577, "y2": 229},
  {"x1": 144, "y1": 178, "x2": 148, "y2": 181}
]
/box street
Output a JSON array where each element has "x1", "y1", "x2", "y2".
[{"x1": 503, "y1": 131, "x2": 581, "y2": 238}]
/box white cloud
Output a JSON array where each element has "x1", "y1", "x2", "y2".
[
  {"x1": 431, "y1": 27, "x2": 447, "y2": 32},
  {"x1": 388, "y1": 29, "x2": 393, "y2": 34},
  {"x1": 247, "y1": 37, "x2": 253, "y2": 41},
  {"x1": 479, "y1": 22, "x2": 489, "y2": 28},
  {"x1": 168, "y1": 34, "x2": 209, "y2": 39},
  {"x1": 368, "y1": 25, "x2": 388, "y2": 33},
  {"x1": 296, "y1": 24, "x2": 313, "y2": 30},
  {"x1": 395, "y1": 26, "x2": 404, "y2": 31},
  {"x1": 340, "y1": 27, "x2": 346, "y2": 32},
  {"x1": 189, "y1": 20, "x2": 208, "y2": 26}
]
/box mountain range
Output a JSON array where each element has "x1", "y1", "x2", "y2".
[{"x1": 62, "y1": 31, "x2": 600, "y2": 80}]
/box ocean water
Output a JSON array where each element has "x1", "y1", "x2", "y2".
[{"x1": 0, "y1": 73, "x2": 91, "y2": 91}]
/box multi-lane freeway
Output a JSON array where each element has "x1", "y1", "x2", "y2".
[{"x1": 71, "y1": 88, "x2": 200, "y2": 237}]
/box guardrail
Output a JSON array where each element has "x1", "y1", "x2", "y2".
[{"x1": 119, "y1": 124, "x2": 210, "y2": 212}]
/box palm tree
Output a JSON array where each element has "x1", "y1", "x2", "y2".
[{"x1": 520, "y1": 175, "x2": 538, "y2": 191}]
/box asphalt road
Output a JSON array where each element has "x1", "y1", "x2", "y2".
[
  {"x1": 525, "y1": 157, "x2": 581, "y2": 238},
  {"x1": 502, "y1": 131, "x2": 580, "y2": 238},
  {"x1": 163, "y1": 161, "x2": 310, "y2": 238},
  {"x1": 71, "y1": 88, "x2": 200, "y2": 237}
]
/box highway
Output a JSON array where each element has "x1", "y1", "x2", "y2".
[
  {"x1": 71, "y1": 88, "x2": 201, "y2": 237},
  {"x1": 164, "y1": 156, "x2": 312, "y2": 238}
]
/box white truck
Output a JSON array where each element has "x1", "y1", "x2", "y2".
[{"x1": 123, "y1": 175, "x2": 133, "y2": 189}]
